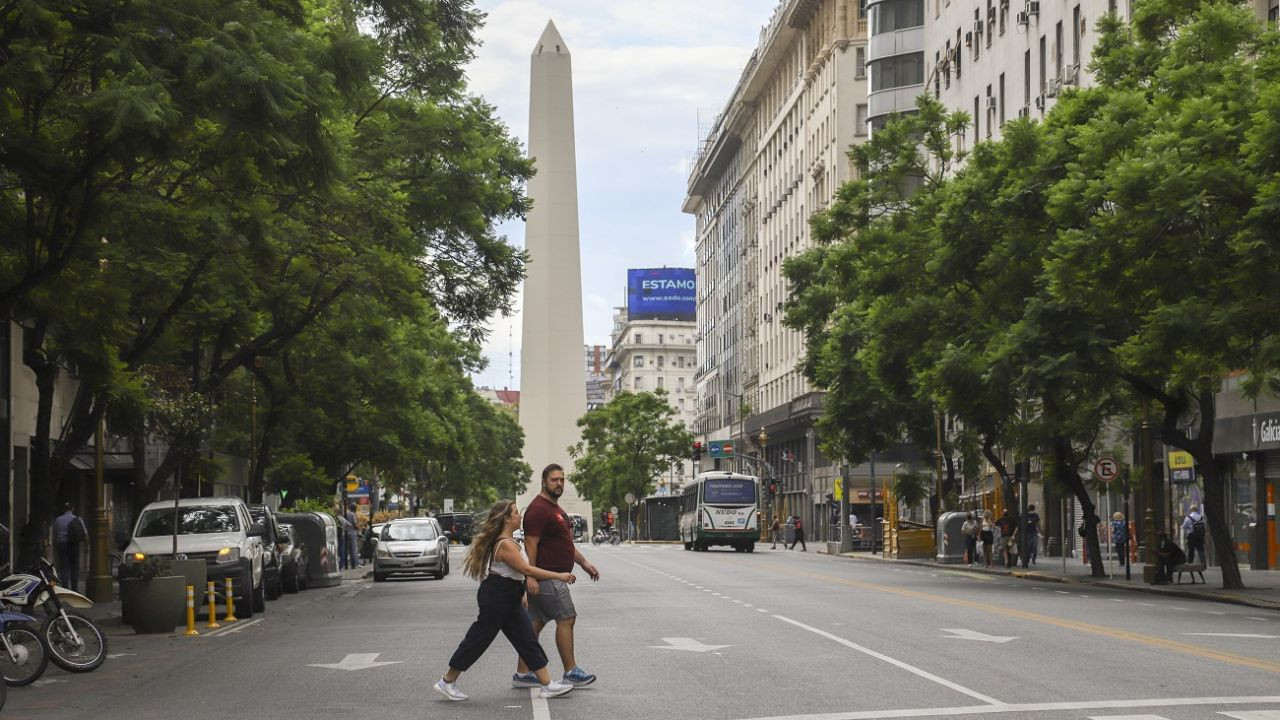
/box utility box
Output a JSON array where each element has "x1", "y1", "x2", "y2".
[
  {"x1": 277, "y1": 511, "x2": 342, "y2": 587},
  {"x1": 936, "y1": 511, "x2": 969, "y2": 564}
]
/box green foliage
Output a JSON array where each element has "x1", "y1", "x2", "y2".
[
  {"x1": 135, "y1": 556, "x2": 175, "y2": 582},
  {"x1": 568, "y1": 391, "x2": 693, "y2": 512},
  {"x1": 291, "y1": 498, "x2": 336, "y2": 514}
]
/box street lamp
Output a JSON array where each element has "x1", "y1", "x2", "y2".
[{"x1": 88, "y1": 237, "x2": 112, "y2": 602}]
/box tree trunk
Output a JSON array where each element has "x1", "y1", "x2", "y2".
[
  {"x1": 1053, "y1": 436, "x2": 1106, "y2": 577},
  {"x1": 981, "y1": 437, "x2": 1017, "y2": 513},
  {"x1": 18, "y1": 323, "x2": 58, "y2": 570}
]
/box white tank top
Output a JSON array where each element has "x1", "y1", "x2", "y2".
[{"x1": 489, "y1": 538, "x2": 526, "y2": 581}]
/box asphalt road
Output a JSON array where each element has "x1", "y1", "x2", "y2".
[{"x1": 5, "y1": 544, "x2": 1279, "y2": 720}]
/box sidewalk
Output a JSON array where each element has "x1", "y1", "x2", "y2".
[{"x1": 795, "y1": 541, "x2": 1280, "y2": 611}]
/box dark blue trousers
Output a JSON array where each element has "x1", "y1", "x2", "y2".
[{"x1": 448, "y1": 575, "x2": 548, "y2": 673}]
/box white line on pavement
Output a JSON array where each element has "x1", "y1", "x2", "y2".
[
  {"x1": 729, "y1": 695, "x2": 1280, "y2": 720},
  {"x1": 1220, "y1": 711, "x2": 1280, "y2": 719},
  {"x1": 204, "y1": 617, "x2": 264, "y2": 637},
  {"x1": 771, "y1": 615, "x2": 1004, "y2": 706},
  {"x1": 530, "y1": 687, "x2": 550, "y2": 720}
]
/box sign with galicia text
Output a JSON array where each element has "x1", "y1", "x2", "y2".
[
  {"x1": 1212, "y1": 410, "x2": 1280, "y2": 454},
  {"x1": 627, "y1": 268, "x2": 695, "y2": 322}
]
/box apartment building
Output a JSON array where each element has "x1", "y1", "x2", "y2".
[{"x1": 684, "y1": 0, "x2": 869, "y2": 535}]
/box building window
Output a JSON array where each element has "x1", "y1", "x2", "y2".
[
  {"x1": 635, "y1": 376, "x2": 643, "y2": 390},
  {"x1": 634, "y1": 356, "x2": 645, "y2": 368},
  {"x1": 658, "y1": 333, "x2": 664, "y2": 344},
  {"x1": 657, "y1": 376, "x2": 665, "y2": 389},
  {"x1": 998, "y1": 73, "x2": 1005, "y2": 126},
  {"x1": 657, "y1": 355, "x2": 665, "y2": 369},
  {"x1": 678, "y1": 376, "x2": 685, "y2": 390},
  {"x1": 856, "y1": 104, "x2": 869, "y2": 135},
  {"x1": 860, "y1": 0, "x2": 868, "y2": 18},
  {"x1": 1072, "y1": 5, "x2": 1081, "y2": 66},
  {"x1": 974, "y1": 96, "x2": 980, "y2": 143},
  {"x1": 1039, "y1": 35, "x2": 1046, "y2": 95},
  {"x1": 871, "y1": 52, "x2": 925, "y2": 91},
  {"x1": 871, "y1": 0, "x2": 924, "y2": 33},
  {"x1": 1024, "y1": 50, "x2": 1031, "y2": 107},
  {"x1": 1055, "y1": 21, "x2": 1063, "y2": 77},
  {"x1": 856, "y1": 47, "x2": 867, "y2": 79},
  {"x1": 635, "y1": 333, "x2": 643, "y2": 344}
]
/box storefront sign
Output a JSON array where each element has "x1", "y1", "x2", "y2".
[{"x1": 1212, "y1": 410, "x2": 1280, "y2": 454}]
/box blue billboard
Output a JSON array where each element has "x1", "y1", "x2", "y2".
[{"x1": 627, "y1": 268, "x2": 695, "y2": 321}]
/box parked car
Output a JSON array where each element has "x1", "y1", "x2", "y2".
[
  {"x1": 120, "y1": 497, "x2": 267, "y2": 618},
  {"x1": 275, "y1": 524, "x2": 308, "y2": 593},
  {"x1": 435, "y1": 513, "x2": 473, "y2": 545},
  {"x1": 249, "y1": 505, "x2": 284, "y2": 600},
  {"x1": 373, "y1": 518, "x2": 449, "y2": 582}
]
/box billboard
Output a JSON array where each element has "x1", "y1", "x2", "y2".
[{"x1": 627, "y1": 268, "x2": 695, "y2": 321}]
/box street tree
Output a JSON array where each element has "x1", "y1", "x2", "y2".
[{"x1": 568, "y1": 391, "x2": 693, "y2": 515}]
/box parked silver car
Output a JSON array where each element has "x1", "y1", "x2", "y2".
[{"x1": 373, "y1": 518, "x2": 449, "y2": 582}]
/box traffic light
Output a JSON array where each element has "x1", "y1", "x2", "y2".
[
  {"x1": 767, "y1": 481, "x2": 778, "y2": 498},
  {"x1": 692, "y1": 440, "x2": 703, "y2": 461}
]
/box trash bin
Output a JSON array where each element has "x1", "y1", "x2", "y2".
[
  {"x1": 277, "y1": 511, "x2": 342, "y2": 587},
  {"x1": 936, "y1": 511, "x2": 968, "y2": 564},
  {"x1": 784, "y1": 519, "x2": 796, "y2": 546}
]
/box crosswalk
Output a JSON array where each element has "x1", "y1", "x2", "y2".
[{"x1": 1088, "y1": 713, "x2": 1280, "y2": 720}]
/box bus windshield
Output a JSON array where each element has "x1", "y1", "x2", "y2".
[{"x1": 703, "y1": 478, "x2": 756, "y2": 505}]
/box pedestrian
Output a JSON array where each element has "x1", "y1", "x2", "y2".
[
  {"x1": 1153, "y1": 531, "x2": 1185, "y2": 584},
  {"x1": 770, "y1": 517, "x2": 781, "y2": 550},
  {"x1": 1111, "y1": 512, "x2": 1128, "y2": 567},
  {"x1": 1181, "y1": 504, "x2": 1206, "y2": 565},
  {"x1": 995, "y1": 509, "x2": 1017, "y2": 568},
  {"x1": 789, "y1": 515, "x2": 807, "y2": 551},
  {"x1": 980, "y1": 510, "x2": 995, "y2": 567},
  {"x1": 512, "y1": 464, "x2": 601, "y2": 689},
  {"x1": 335, "y1": 505, "x2": 349, "y2": 569},
  {"x1": 53, "y1": 503, "x2": 88, "y2": 592},
  {"x1": 344, "y1": 505, "x2": 361, "y2": 568},
  {"x1": 960, "y1": 512, "x2": 978, "y2": 567},
  {"x1": 1022, "y1": 504, "x2": 1041, "y2": 567},
  {"x1": 434, "y1": 500, "x2": 577, "y2": 702}
]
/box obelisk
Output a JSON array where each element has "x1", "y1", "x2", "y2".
[{"x1": 518, "y1": 21, "x2": 592, "y2": 522}]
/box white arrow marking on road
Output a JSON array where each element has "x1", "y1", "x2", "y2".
[
  {"x1": 1183, "y1": 633, "x2": 1279, "y2": 639},
  {"x1": 106, "y1": 652, "x2": 136, "y2": 659},
  {"x1": 648, "y1": 637, "x2": 732, "y2": 652},
  {"x1": 32, "y1": 678, "x2": 67, "y2": 686},
  {"x1": 940, "y1": 628, "x2": 1019, "y2": 643},
  {"x1": 307, "y1": 653, "x2": 402, "y2": 671}
]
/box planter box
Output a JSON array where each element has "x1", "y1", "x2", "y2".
[
  {"x1": 120, "y1": 576, "x2": 186, "y2": 634},
  {"x1": 172, "y1": 559, "x2": 207, "y2": 609}
]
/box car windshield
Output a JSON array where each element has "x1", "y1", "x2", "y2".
[
  {"x1": 383, "y1": 523, "x2": 438, "y2": 541},
  {"x1": 703, "y1": 479, "x2": 756, "y2": 505},
  {"x1": 136, "y1": 506, "x2": 241, "y2": 536}
]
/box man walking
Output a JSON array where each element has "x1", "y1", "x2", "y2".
[
  {"x1": 344, "y1": 505, "x2": 361, "y2": 569},
  {"x1": 789, "y1": 515, "x2": 806, "y2": 551},
  {"x1": 513, "y1": 464, "x2": 601, "y2": 689},
  {"x1": 53, "y1": 503, "x2": 88, "y2": 592},
  {"x1": 1021, "y1": 504, "x2": 1041, "y2": 568},
  {"x1": 1181, "y1": 504, "x2": 1206, "y2": 565},
  {"x1": 995, "y1": 509, "x2": 1018, "y2": 568}
]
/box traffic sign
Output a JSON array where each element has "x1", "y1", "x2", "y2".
[
  {"x1": 610, "y1": 505, "x2": 619, "y2": 515},
  {"x1": 1092, "y1": 456, "x2": 1119, "y2": 483},
  {"x1": 707, "y1": 440, "x2": 735, "y2": 458},
  {"x1": 624, "y1": 492, "x2": 635, "y2": 504},
  {"x1": 834, "y1": 477, "x2": 844, "y2": 501}
]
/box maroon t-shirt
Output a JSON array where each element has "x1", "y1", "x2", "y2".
[{"x1": 523, "y1": 495, "x2": 575, "y2": 573}]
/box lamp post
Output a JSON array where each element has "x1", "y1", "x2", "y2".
[
  {"x1": 757, "y1": 427, "x2": 770, "y2": 538},
  {"x1": 869, "y1": 453, "x2": 877, "y2": 554},
  {"x1": 88, "y1": 237, "x2": 112, "y2": 602}
]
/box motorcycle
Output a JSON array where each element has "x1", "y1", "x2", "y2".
[
  {"x1": 0, "y1": 559, "x2": 107, "y2": 673},
  {"x1": 590, "y1": 528, "x2": 621, "y2": 546},
  {"x1": 0, "y1": 609, "x2": 49, "y2": 686}
]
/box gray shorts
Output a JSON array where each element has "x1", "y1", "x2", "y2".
[{"x1": 527, "y1": 579, "x2": 576, "y2": 624}]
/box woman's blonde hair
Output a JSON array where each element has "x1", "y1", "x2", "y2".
[{"x1": 462, "y1": 500, "x2": 517, "y2": 581}]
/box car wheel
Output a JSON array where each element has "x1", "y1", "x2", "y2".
[
  {"x1": 266, "y1": 569, "x2": 282, "y2": 600},
  {"x1": 235, "y1": 567, "x2": 254, "y2": 619},
  {"x1": 373, "y1": 572, "x2": 387, "y2": 582},
  {"x1": 284, "y1": 568, "x2": 300, "y2": 594},
  {"x1": 253, "y1": 574, "x2": 267, "y2": 612}
]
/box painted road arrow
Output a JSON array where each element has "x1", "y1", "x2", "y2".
[
  {"x1": 648, "y1": 637, "x2": 732, "y2": 652},
  {"x1": 940, "y1": 628, "x2": 1019, "y2": 643},
  {"x1": 308, "y1": 653, "x2": 402, "y2": 671}
]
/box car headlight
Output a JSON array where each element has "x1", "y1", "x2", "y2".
[
  {"x1": 376, "y1": 546, "x2": 390, "y2": 558},
  {"x1": 128, "y1": 552, "x2": 146, "y2": 565},
  {"x1": 216, "y1": 547, "x2": 241, "y2": 564}
]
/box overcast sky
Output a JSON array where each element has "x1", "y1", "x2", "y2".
[{"x1": 465, "y1": 0, "x2": 781, "y2": 390}]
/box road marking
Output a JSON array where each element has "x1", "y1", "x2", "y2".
[
  {"x1": 1056, "y1": 590, "x2": 1070, "y2": 594},
  {"x1": 939, "y1": 628, "x2": 1018, "y2": 643},
  {"x1": 730, "y1": 696, "x2": 1280, "y2": 720},
  {"x1": 307, "y1": 652, "x2": 401, "y2": 671},
  {"x1": 1183, "y1": 633, "x2": 1279, "y2": 639},
  {"x1": 1220, "y1": 712, "x2": 1280, "y2": 720},
  {"x1": 204, "y1": 617, "x2": 264, "y2": 637},
  {"x1": 649, "y1": 637, "x2": 732, "y2": 653},
  {"x1": 1086, "y1": 715, "x2": 1171, "y2": 720},
  {"x1": 530, "y1": 687, "x2": 550, "y2": 720},
  {"x1": 773, "y1": 615, "x2": 1003, "y2": 705},
  {"x1": 1247, "y1": 617, "x2": 1269, "y2": 622},
  {"x1": 106, "y1": 652, "x2": 137, "y2": 659},
  {"x1": 744, "y1": 561, "x2": 1280, "y2": 675},
  {"x1": 1207, "y1": 611, "x2": 1226, "y2": 615}
]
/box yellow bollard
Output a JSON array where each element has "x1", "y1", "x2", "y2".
[
  {"x1": 205, "y1": 581, "x2": 221, "y2": 629},
  {"x1": 223, "y1": 576, "x2": 238, "y2": 623},
  {"x1": 184, "y1": 585, "x2": 200, "y2": 636}
]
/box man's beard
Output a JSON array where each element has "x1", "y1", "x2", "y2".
[{"x1": 544, "y1": 483, "x2": 564, "y2": 499}]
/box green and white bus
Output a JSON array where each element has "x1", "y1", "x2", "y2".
[{"x1": 679, "y1": 472, "x2": 760, "y2": 552}]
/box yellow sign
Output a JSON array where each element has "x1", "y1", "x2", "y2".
[
  {"x1": 1168, "y1": 451, "x2": 1194, "y2": 470},
  {"x1": 346, "y1": 480, "x2": 359, "y2": 493},
  {"x1": 834, "y1": 477, "x2": 844, "y2": 501}
]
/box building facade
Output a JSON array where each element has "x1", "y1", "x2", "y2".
[{"x1": 685, "y1": 0, "x2": 869, "y2": 537}]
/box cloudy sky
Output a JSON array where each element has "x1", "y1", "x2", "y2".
[{"x1": 465, "y1": 0, "x2": 781, "y2": 389}]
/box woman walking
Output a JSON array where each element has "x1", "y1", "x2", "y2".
[
  {"x1": 980, "y1": 510, "x2": 995, "y2": 567},
  {"x1": 434, "y1": 500, "x2": 577, "y2": 702}
]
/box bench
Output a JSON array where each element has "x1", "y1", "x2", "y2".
[{"x1": 1174, "y1": 563, "x2": 1206, "y2": 584}]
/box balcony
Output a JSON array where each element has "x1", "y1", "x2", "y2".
[{"x1": 868, "y1": 83, "x2": 925, "y2": 121}]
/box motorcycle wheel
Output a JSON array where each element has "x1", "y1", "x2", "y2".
[
  {"x1": 591, "y1": 535, "x2": 603, "y2": 547},
  {"x1": 0, "y1": 623, "x2": 49, "y2": 686},
  {"x1": 42, "y1": 612, "x2": 107, "y2": 673}
]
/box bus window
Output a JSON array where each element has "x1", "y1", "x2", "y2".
[{"x1": 703, "y1": 478, "x2": 756, "y2": 504}]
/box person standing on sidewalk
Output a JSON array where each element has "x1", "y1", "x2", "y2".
[
  {"x1": 1111, "y1": 512, "x2": 1129, "y2": 567},
  {"x1": 770, "y1": 517, "x2": 781, "y2": 550},
  {"x1": 434, "y1": 500, "x2": 576, "y2": 702},
  {"x1": 789, "y1": 515, "x2": 807, "y2": 551},
  {"x1": 1021, "y1": 505, "x2": 1041, "y2": 568},
  {"x1": 980, "y1": 510, "x2": 995, "y2": 567},
  {"x1": 513, "y1": 464, "x2": 601, "y2": 690},
  {"x1": 344, "y1": 505, "x2": 361, "y2": 569},
  {"x1": 53, "y1": 503, "x2": 88, "y2": 592},
  {"x1": 960, "y1": 512, "x2": 978, "y2": 567},
  {"x1": 1181, "y1": 505, "x2": 1206, "y2": 565},
  {"x1": 995, "y1": 509, "x2": 1018, "y2": 568}
]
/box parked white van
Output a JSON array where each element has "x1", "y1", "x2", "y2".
[{"x1": 120, "y1": 497, "x2": 267, "y2": 617}]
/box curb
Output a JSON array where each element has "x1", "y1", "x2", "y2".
[{"x1": 832, "y1": 552, "x2": 1280, "y2": 612}]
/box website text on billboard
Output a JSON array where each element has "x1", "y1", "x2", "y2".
[{"x1": 627, "y1": 268, "x2": 695, "y2": 322}]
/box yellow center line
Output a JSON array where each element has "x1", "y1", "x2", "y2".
[{"x1": 743, "y1": 559, "x2": 1280, "y2": 675}]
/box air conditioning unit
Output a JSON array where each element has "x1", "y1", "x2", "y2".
[
  {"x1": 974, "y1": 20, "x2": 984, "y2": 36},
  {"x1": 1016, "y1": 10, "x2": 1029, "y2": 25},
  {"x1": 1046, "y1": 78, "x2": 1061, "y2": 97},
  {"x1": 1061, "y1": 64, "x2": 1079, "y2": 85},
  {"x1": 988, "y1": 6, "x2": 997, "y2": 22},
  {"x1": 1027, "y1": 0, "x2": 1040, "y2": 15},
  {"x1": 965, "y1": 30, "x2": 973, "y2": 46},
  {"x1": 1034, "y1": 95, "x2": 1045, "y2": 110},
  {"x1": 985, "y1": 95, "x2": 998, "y2": 110},
  {"x1": 1017, "y1": 105, "x2": 1030, "y2": 118}
]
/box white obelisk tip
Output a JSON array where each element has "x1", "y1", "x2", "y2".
[{"x1": 533, "y1": 20, "x2": 569, "y2": 55}]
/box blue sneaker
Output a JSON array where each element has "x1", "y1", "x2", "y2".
[
  {"x1": 562, "y1": 667, "x2": 596, "y2": 687},
  {"x1": 511, "y1": 672, "x2": 540, "y2": 689}
]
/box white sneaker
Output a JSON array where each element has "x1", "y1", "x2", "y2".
[
  {"x1": 539, "y1": 680, "x2": 574, "y2": 698},
  {"x1": 433, "y1": 678, "x2": 468, "y2": 702}
]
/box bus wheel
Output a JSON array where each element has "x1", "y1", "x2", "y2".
[{"x1": 745, "y1": 543, "x2": 755, "y2": 553}]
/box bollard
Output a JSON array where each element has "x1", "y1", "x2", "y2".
[
  {"x1": 206, "y1": 581, "x2": 221, "y2": 630},
  {"x1": 223, "y1": 577, "x2": 238, "y2": 623},
  {"x1": 184, "y1": 585, "x2": 200, "y2": 636}
]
